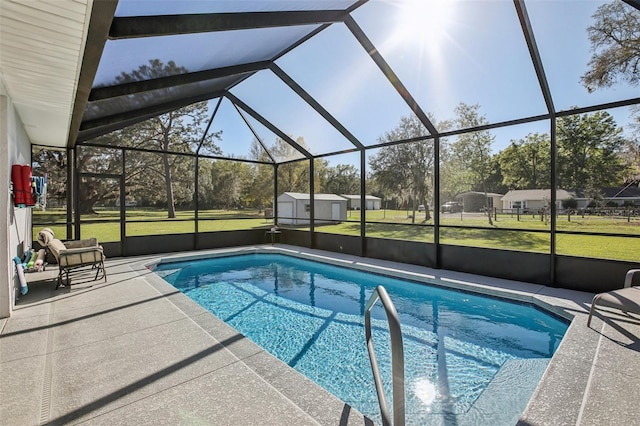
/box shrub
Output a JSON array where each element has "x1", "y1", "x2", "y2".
[{"x1": 562, "y1": 197, "x2": 578, "y2": 209}]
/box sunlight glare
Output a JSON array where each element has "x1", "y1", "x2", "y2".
[
  {"x1": 414, "y1": 377, "x2": 437, "y2": 407},
  {"x1": 380, "y1": 0, "x2": 459, "y2": 116},
  {"x1": 392, "y1": 0, "x2": 455, "y2": 49}
]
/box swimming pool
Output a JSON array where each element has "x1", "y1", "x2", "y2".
[{"x1": 153, "y1": 252, "x2": 568, "y2": 425}]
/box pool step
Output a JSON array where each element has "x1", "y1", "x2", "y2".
[
  {"x1": 462, "y1": 358, "x2": 550, "y2": 425},
  {"x1": 153, "y1": 268, "x2": 181, "y2": 280}
]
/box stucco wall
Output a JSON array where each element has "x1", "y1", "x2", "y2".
[{"x1": 1, "y1": 81, "x2": 33, "y2": 317}]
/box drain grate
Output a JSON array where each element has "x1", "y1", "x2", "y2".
[{"x1": 39, "y1": 305, "x2": 55, "y2": 425}]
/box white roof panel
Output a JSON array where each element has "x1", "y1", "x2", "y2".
[{"x1": 0, "y1": 0, "x2": 92, "y2": 147}]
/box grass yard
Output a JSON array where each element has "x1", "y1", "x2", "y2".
[{"x1": 32, "y1": 207, "x2": 640, "y2": 262}]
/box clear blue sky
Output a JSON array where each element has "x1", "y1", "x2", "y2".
[{"x1": 104, "y1": 0, "x2": 637, "y2": 166}]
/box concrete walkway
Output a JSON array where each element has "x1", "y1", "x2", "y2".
[{"x1": 1, "y1": 245, "x2": 639, "y2": 425}]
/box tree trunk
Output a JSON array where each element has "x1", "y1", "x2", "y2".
[
  {"x1": 78, "y1": 199, "x2": 97, "y2": 215},
  {"x1": 482, "y1": 181, "x2": 493, "y2": 226},
  {"x1": 77, "y1": 182, "x2": 100, "y2": 215},
  {"x1": 163, "y1": 153, "x2": 176, "y2": 218},
  {"x1": 411, "y1": 200, "x2": 416, "y2": 224}
]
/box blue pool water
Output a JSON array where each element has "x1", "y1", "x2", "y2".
[{"x1": 153, "y1": 253, "x2": 568, "y2": 425}]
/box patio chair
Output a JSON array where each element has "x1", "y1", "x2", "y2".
[
  {"x1": 587, "y1": 269, "x2": 640, "y2": 327},
  {"x1": 37, "y1": 228, "x2": 107, "y2": 289}
]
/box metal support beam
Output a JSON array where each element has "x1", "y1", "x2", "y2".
[
  {"x1": 225, "y1": 92, "x2": 312, "y2": 158},
  {"x1": 344, "y1": 15, "x2": 438, "y2": 136},
  {"x1": 360, "y1": 150, "x2": 366, "y2": 257},
  {"x1": 79, "y1": 91, "x2": 225, "y2": 135},
  {"x1": 622, "y1": 0, "x2": 640, "y2": 12},
  {"x1": 79, "y1": 141, "x2": 271, "y2": 165},
  {"x1": 120, "y1": 149, "x2": 126, "y2": 255},
  {"x1": 110, "y1": 10, "x2": 348, "y2": 39},
  {"x1": 550, "y1": 116, "x2": 557, "y2": 286},
  {"x1": 90, "y1": 61, "x2": 270, "y2": 101},
  {"x1": 232, "y1": 103, "x2": 276, "y2": 163},
  {"x1": 434, "y1": 136, "x2": 441, "y2": 269},
  {"x1": 270, "y1": 63, "x2": 365, "y2": 150},
  {"x1": 310, "y1": 159, "x2": 315, "y2": 248},
  {"x1": 195, "y1": 153, "x2": 199, "y2": 248},
  {"x1": 66, "y1": 148, "x2": 74, "y2": 239},
  {"x1": 73, "y1": 149, "x2": 80, "y2": 240},
  {"x1": 556, "y1": 97, "x2": 640, "y2": 117},
  {"x1": 514, "y1": 0, "x2": 555, "y2": 115},
  {"x1": 197, "y1": 98, "x2": 223, "y2": 154},
  {"x1": 273, "y1": 164, "x2": 279, "y2": 226}
]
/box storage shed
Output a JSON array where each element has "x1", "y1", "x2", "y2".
[
  {"x1": 277, "y1": 192, "x2": 348, "y2": 225},
  {"x1": 456, "y1": 192, "x2": 503, "y2": 212},
  {"x1": 340, "y1": 194, "x2": 382, "y2": 210}
]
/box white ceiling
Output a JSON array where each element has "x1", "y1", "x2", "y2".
[{"x1": 0, "y1": 0, "x2": 93, "y2": 148}]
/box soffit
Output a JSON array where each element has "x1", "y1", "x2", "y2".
[{"x1": 0, "y1": 0, "x2": 92, "y2": 147}]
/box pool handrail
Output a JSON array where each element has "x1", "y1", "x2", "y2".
[{"x1": 364, "y1": 285, "x2": 405, "y2": 426}]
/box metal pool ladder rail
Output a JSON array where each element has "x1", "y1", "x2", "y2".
[{"x1": 365, "y1": 285, "x2": 405, "y2": 426}]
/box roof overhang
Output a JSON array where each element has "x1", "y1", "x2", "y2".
[{"x1": 0, "y1": 0, "x2": 102, "y2": 148}]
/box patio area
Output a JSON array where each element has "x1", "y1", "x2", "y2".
[{"x1": 2, "y1": 245, "x2": 639, "y2": 425}]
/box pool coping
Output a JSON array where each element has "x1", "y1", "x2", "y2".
[{"x1": 145, "y1": 244, "x2": 602, "y2": 424}]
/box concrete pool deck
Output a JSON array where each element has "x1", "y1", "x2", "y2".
[{"x1": 1, "y1": 244, "x2": 638, "y2": 425}]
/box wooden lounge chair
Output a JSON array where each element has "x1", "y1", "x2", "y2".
[
  {"x1": 587, "y1": 269, "x2": 640, "y2": 327},
  {"x1": 37, "y1": 228, "x2": 107, "y2": 289}
]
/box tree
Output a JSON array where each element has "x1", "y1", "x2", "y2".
[
  {"x1": 323, "y1": 164, "x2": 360, "y2": 194},
  {"x1": 581, "y1": 1, "x2": 640, "y2": 161},
  {"x1": 451, "y1": 103, "x2": 495, "y2": 224},
  {"x1": 208, "y1": 160, "x2": 254, "y2": 210},
  {"x1": 272, "y1": 137, "x2": 313, "y2": 193},
  {"x1": 621, "y1": 138, "x2": 640, "y2": 185},
  {"x1": 369, "y1": 115, "x2": 434, "y2": 222},
  {"x1": 245, "y1": 139, "x2": 275, "y2": 210},
  {"x1": 246, "y1": 136, "x2": 326, "y2": 209},
  {"x1": 129, "y1": 104, "x2": 217, "y2": 218},
  {"x1": 439, "y1": 136, "x2": 468, "y2": 205},
  {"x1": 622, "y1": 110, "x2": 640, "y2": 185},
  {"x1": 556, "y1": 110, "x2": 627, "y2": 190},
  {"x1": 76, "y1": 146, "x2": 123, "y2": 214},
  {"x1": 498, "y1": 133, "x2": 551, "y2": 189},
  {"x1": 82, "y1": 60, "x2": 221, "y2": 217},
  {"x1": 313, "y1": 158, "x2": 330, "y2": 194},
  {"x1": 581, "y1": 1, "x2": 640, "y2": 184},
  {"x1": 581, "y1": 2, "x2": 640, "y2": 92},
  {"x1": 31, "y1": 148, "x2": 68, "y2": 208},
  {"x1": 197, "y1": 158, "x2": 216, "y2": 209}
]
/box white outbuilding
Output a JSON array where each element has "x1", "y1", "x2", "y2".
[
  {"x1": 340, "y1": 194, "x2": 382, "y2": 210},
  {"x1": 277, "y1": 192, "x2": 348, "y2": 225}
]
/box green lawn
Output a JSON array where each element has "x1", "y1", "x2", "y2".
[
  {"x1": 33, "y1": 208, "x2": 272, "y2": 242},
  {"x1": 33, "y1": 207, "x2": 640, "y2": 262}
]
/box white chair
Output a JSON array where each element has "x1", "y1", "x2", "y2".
[
  {"x1": 37, "y1": 228, "x2": 106, "y2": 289},
  {"x1": 587, "y1": 269, "x2": 640, "y2": 327}
]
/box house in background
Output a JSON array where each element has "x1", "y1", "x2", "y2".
[
  {"x1": 456, "y1": 192, "x2": 504, "y2": 212},
  {"x1": 575, "y1": 185, "x2": 640, "y2": 209},
  {"x1": 501, "y1": 189, "x2": 574, "y2": 212},
  {"x1": 340, "y1": 194, "x2": 382, "y2": 210},
  {"x1": 597, "y1": 187, "x2": 640, "y2": 207},
  {"x1": 502, "y1": 187, "x2": 640, "y2": 212},
  {"x1": 277, "y1": 192, "x2": 348, "y2": 225}
]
